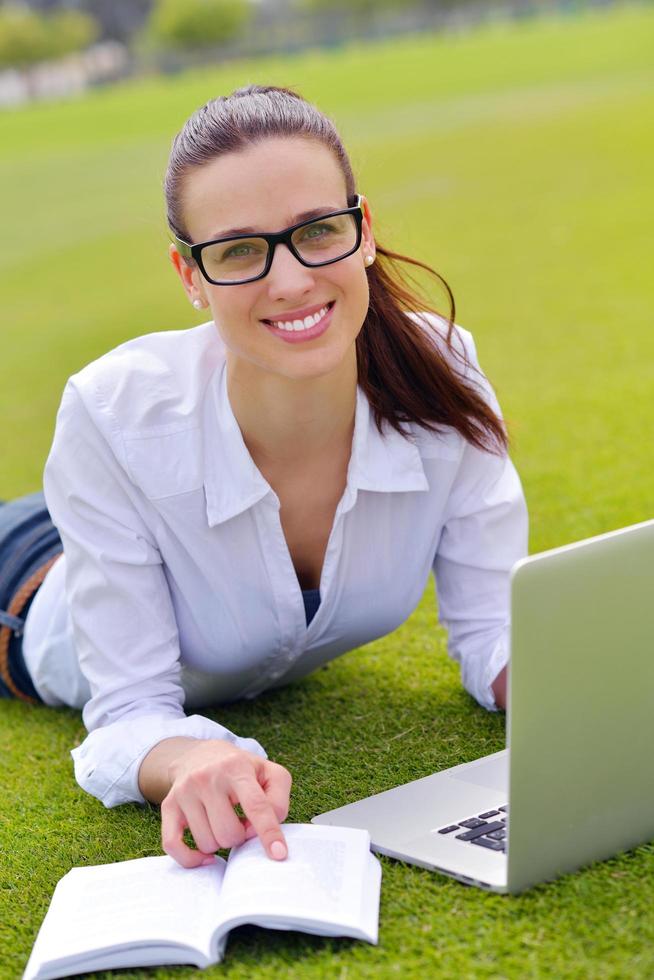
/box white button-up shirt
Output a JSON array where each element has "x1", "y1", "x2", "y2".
[{"x1": 24, "y1": 316, "x2": 528, "y2": 808}]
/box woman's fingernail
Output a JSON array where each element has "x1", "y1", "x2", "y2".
[
  {"x1": 201, "y1": 856, "x2": 216, "y2": 866},
  {"x1": 270, "y1": 840, "x2": 287, "y2": 860}
]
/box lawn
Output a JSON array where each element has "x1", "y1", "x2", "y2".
[{"x1": 1, "y1": 3, "x2": 654, "y2": 977}]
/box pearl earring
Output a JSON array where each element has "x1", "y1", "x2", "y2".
[
  {"x1": 365, "y1": 255, "x2": 374, "y2": 266},
  {"x1": 192, "y1": 299, "x2": 203, "y2": 310}
]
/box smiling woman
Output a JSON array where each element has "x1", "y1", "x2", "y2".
[{"x1": 0, "y1": 84, "x2": 527, "y2": 871}]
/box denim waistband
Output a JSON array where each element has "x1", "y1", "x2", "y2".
[
  {"x1": 0, "y1": 554, "x2": 61, "y2": 701},
  {"x1": 0, "y1": 494, "x2": 63, "y2": 702}
]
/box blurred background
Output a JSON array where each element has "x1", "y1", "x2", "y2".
[
  {"x1": 1, "y1": 0, "x2": 652, "y2": 553},
  {"x1": 0, "y1": 0, "x2": 637, "y2": 104}
]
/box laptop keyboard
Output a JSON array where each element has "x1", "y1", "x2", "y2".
[{"x1": 437, "y1": 805, "x2": 508, "y2": 853}]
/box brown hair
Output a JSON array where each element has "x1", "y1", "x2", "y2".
[{"x1": 164, "y1": 85, "x2": 507, "y2": 454}]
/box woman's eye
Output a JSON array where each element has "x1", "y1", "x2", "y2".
[
  {"x1": 302, "y1": 223, "x2": 333, "y2": 240},
  {"x1": 224, "y1": 244, "x2": 254, "y2": 258}
]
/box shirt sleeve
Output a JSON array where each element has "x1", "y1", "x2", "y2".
[
  {"x1": 432, "y1": 330, "x2": 528, "y2": 711},
  {"x1": 43, "y1": 378, "x2": 266, "y2": 809}
]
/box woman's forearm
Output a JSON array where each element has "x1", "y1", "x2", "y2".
[{"x1": 138, "y1": 736, "x2": 202, "y2": 804}]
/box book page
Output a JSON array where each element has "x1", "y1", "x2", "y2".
[
  {"x1": 217, "y1": 824, "x2": 376, "y2": 936},
  {"x1": 360, "y1": 852, "x2": 382, "y2": 945},
  {"x1": 24, "y1": 855, "x2": 226, "y2": 978}
]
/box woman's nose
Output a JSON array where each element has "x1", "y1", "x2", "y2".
[{"x1": 265, "y1": 243, "x2": 316, "y2": 300}]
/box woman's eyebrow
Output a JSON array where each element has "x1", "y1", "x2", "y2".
[{"x1": 209, "y1": 205, "x2": 344, "y2": 240}]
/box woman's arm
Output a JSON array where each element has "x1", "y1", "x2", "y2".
[
  {"x1": 432, "y1": 328, "x2": 528, "y2": 710},
  {"x1": 43, "y1": 378, "x2": 283, "y2": 863}
]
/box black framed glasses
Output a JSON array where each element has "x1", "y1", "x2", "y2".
[{"x1": 171, "y1": 195, "x2": 364, "y2": 286}]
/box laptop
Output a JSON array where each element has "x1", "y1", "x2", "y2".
[{"x1": 312, "y1": 518, "x2": 654, "y2": 893}]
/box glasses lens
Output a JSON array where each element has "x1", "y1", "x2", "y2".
[
  {"x1": 200, "y1": 237, "x2": 269, "y2": 283},
  {"x1": 291, "y1": 213, "x2": 358, "y2": 266}
]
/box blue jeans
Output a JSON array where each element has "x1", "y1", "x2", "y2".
[{"x1": 0, "y1": 492, "x2": 63, "y2": 701}]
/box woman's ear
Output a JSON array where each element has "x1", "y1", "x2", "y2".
[
  {"x1": 169, "y1": 244, "x2": 209, "y2": 310},
  {"x1": 359, "y1": 195, "x2": 376, "y2": 263}
]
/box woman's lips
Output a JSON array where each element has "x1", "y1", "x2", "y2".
[{"x1": 262, "y1": 302, "x2": 335, "y2": 344}]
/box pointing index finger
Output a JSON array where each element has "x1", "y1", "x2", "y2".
[{"x1": 232, "y1": 775, "x2": 287, "y2": 860}]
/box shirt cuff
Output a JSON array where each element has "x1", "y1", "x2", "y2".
[
  {"x1": 71, "y1": 713, "x2": 268, "y2": 808},
  {"x1": 457, "y1": 630, "x2": 510, "y2": 712}
]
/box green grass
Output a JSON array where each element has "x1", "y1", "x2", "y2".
[{"x1": 1, "y1": 3, "x2": 654, "y2": 977}]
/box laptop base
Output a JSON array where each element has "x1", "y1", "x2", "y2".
[{"x1": 313, "y1": 750, "x2": 508, "y2": 892}]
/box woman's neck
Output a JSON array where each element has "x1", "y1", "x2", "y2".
[{"x1": 225, "y1": 353, "x2": 358, "y2": 468}]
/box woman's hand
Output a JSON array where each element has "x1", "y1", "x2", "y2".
[
  {"x1": 491, "y1": 666, "x2": 508, "y2": 710},
  {"x1": 142, "y1": 738, "x2": 292, "y2": 868}
]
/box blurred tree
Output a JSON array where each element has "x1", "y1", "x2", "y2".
[
  {"x1": 48, "y1": 8, "x2": 98, "y2": 56},
  {"x1": 147, "y1": 0, "x2": 251, "y2": 51},
  {"x1": 0, "y1": 3, "x2": 97, "y2": 68},
  {"x1": 0, "y1": 5, "x2": 49, "y2": 67},
  {"x1": 4, "y1": 1, "x2": 153, "y2": 44}
]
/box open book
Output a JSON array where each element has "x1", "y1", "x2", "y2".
[{"x1": 24, "y1": 824, "x2": 381, "y2": 978}]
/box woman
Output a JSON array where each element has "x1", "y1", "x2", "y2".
[{"x1": 1, "y1": 85, "x2": 527, "y2": 869}]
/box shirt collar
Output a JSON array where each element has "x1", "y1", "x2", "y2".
[{"x1": 203, "y1": 361, "x2": 429, "y2": 528}]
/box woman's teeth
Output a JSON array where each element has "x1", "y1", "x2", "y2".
[{"x1": 268, "y1": 304, "x2": 331, "y2": 331}]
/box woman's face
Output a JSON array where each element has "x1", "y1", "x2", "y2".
[{"x1": 170, "y1": 137, "x2": 375, "y2": 384}]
